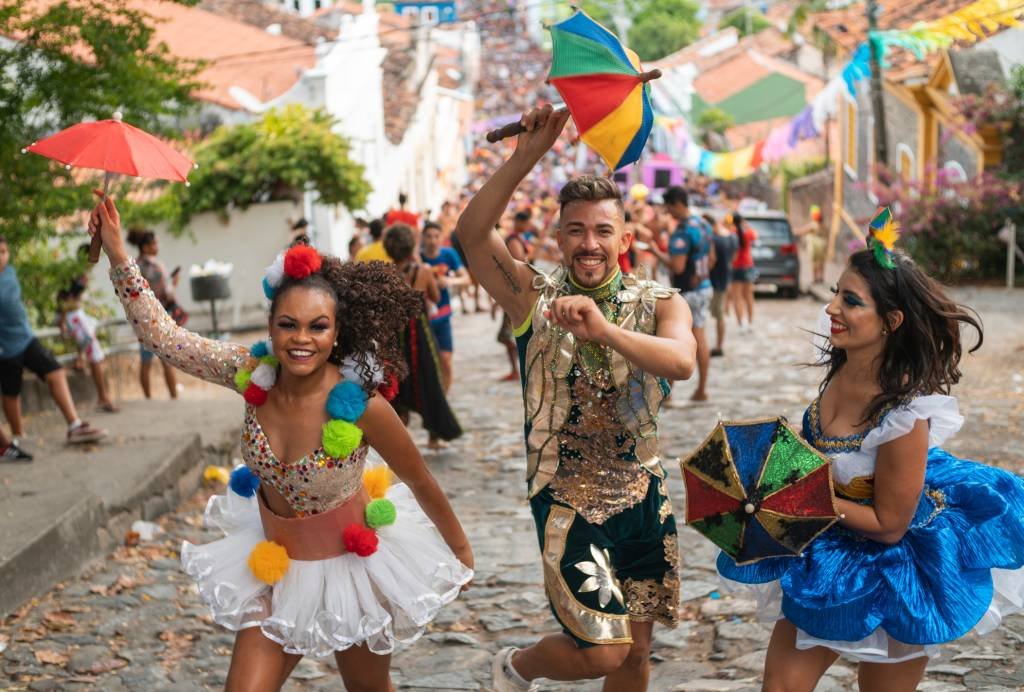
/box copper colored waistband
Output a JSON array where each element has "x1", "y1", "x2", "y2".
[{"x1": 257, "y1": 488, "x2": 370, "y2": 560}]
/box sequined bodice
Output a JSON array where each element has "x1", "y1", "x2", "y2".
[{"x1": 242, "y1": 406, "x2": 368, "y2": 516}]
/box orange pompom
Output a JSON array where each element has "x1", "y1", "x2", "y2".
[
  {"x1": 343, "y1": 524, "x2": 379, "y2": 557},
  {"x1": 283, "y1": 245, "x2": 322, "y2": 279},
  {"x1": 362, "y1": 466, "x2": 392, "y2": 499},
  {"x1": 248, "y1": 540, "x2": 290, "y2": 584},
  {"x1": 244, "y1": 382, "x2": 269, "y2": 406}
]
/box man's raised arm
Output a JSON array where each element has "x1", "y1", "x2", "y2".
[{"x1": 455, "y1": 106, "x2": 570, "y2": 326}]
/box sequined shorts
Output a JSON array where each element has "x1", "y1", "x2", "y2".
[{"x1": 529, "y1": 477, "x2": 681, "y2": 648}]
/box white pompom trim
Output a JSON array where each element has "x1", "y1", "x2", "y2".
[
  {"x1": 264, "y1": 252, "x2": 285, "y2": 288},
  {"x1": 341, "y1": 352, "x2": 384, "y2": 387},
  {"x1": 250, "y1": 362, "x2": 277, "y2": 389}
]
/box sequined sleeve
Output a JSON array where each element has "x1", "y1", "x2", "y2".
[{"x1": 110, "y1": 260, "x2": 251, "y2": 389}]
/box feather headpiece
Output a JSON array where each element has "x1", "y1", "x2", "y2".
[{"x1": 866, "y1": 207, "x2": 900, "y2": 270}]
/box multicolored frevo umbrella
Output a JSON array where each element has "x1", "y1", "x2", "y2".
[
  {"x1": 547, "y1": 11, "x2": 658, "y2": 171},
  {"x1": 681, "y1": 417, "x2": 839, "y2": 565}
]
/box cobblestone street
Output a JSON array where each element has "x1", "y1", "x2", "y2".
[{"x1": 2, "y1": 291, "x2": 1022, "y2": 691}]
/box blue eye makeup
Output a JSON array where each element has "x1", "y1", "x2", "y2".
[{"x1": 843, "y1": 292, "x2": 866, "y2": 308}]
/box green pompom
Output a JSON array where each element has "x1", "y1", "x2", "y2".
[
  {"x1": 260, "y1": 355, "x2": 280, "y2": 368},
  {"x1": 234, "y1": 368, "x2": 252, "y2": 393},
  {"x1": 322, "y1": 419, "x2": 363, "y2": 458},
  {"x1": 365, "y1": 498, "x2": 397, "y2": 529}
]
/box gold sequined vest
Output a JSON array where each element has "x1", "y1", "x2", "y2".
[{"x1": 520, "y1": 266, "x2": 677, "y2": 499}]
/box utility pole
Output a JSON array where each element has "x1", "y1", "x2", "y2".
[{"x1": 866, "y1": 0, "x2": 888, "y2": 166}]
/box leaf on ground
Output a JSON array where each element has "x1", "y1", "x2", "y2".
[
  {"x1": 159, "y1": 630, "x2": 196, "y2": 671},
  {"x1": 89, "y1": 584, "x2": 108, "y2": 596},
  {"x1": 15, "y1": 625, "x2": 47, "y2": 642},
  {"x1": 123, "y1": 531, "x2": 140, "y2": 547},
  {"x1": 34, "y1": 649, "x2": 68, "y2": 665},
  {"x1": 66, "y1": 675, "x2": 99, "y2": 683},
  {"x1": 109, "y1": 574, "x2": 137, "y2": 595},
  {"x1": 42, "y1": 611, "x2": 76, "y2": 631},
  {"x1": 89, "y1": 657, "x2": 128, "y2": 674}
]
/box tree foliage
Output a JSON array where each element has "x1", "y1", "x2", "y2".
[
  {"x1": 720, "y1": 7, "x2": 773, "y2": 37},
  {"x1": 870, "y1": 166, "x2": 1021, "y2": 281},
  {"x1": 697, "y1": 107, "x2": 734, "y2": 136},
  {"x1": 0, "y1": 0, "x2": 202, "y2": 323},
  {"x1": 579, "y1": 0, "x2": 701, "y2": 62},
  {"x1": 143, "y1": 105, "x2": 372, "y2": 232}
]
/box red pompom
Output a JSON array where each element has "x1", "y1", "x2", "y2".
[
  {"x1": 377, "y1": 371, "x2": 399, "y2": 402},
  {"x1": 244, "y1": 382, "x2": 269, "y2": 406},
  {"x1": 283, "y1": 245, "x2": 322, "y2": 279},
  {"x1": 342, "y1": 524, "x2": 379, "y2": 557}
]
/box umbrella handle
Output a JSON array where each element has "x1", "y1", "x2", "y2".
[
  {"x1": 87, "y1": 172, "x2": 114, "y2": 264},
  {"x1": 486, "y1": 107, "x2": 570, "y2": 144}
]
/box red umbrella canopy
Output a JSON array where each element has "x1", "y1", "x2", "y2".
[{"x1": 24, "y1": 112, "x2": 194, "y2": 182}]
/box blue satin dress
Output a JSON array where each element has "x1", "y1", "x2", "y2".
[{"x1": 716, "y1": 395, "x2": 1024, "y2": 662}]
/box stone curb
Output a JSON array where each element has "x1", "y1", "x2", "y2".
[{"x1": 0, "y1": 432, "x2": 227, "y2": 618}]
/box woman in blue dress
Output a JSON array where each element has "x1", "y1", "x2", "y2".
[{"x1": 717, "y1": 235, "x2": 1024, "y2": 690}]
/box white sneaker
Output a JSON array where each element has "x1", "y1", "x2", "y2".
[{"x1": 491, "y1": 647, "x2": 538, "y2": 692}]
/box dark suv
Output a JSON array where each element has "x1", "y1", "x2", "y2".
[{"x1": 743, "y1": 211, "x2": 800, "y2": 298}]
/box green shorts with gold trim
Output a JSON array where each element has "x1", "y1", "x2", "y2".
[{"x1": 529, "y1": 476, "x2": 681, "y2": 648}]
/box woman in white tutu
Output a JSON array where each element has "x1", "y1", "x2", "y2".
[{"x1": 89, "y1": 194, "x2": 474, "y2": 691}]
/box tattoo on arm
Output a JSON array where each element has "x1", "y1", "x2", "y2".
[{"x1": 492, "y1": 255, "x2": 522, "y2": 295}]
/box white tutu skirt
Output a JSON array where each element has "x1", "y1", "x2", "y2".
[{"x1": 180, "y1": 483, "x2": 473, "y2": 657}]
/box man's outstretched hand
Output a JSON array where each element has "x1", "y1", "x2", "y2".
[{"x1": 512, "y1": 105, "x2": 571, "y2": 168}]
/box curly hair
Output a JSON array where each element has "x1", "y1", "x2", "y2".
[
  {"x1": 817, "y1": 249, "x2": 983, "y2": 423},
  {"x1": 382, "y1": 224, "x2": 416, "y2": 263},
  {"x1": 269, "y1": 256, "x2": 421, "y2": 388}
]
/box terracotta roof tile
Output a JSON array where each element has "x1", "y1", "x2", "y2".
[
  {"x1": 382, "y1": 46, "x2": 418, "y2": 144},
  {"x1": 695, "y1": 52, "x2": 773, "y2": 102},
  {"x1": 132, "y1": 1, "x2": 315, "y2": 110}
]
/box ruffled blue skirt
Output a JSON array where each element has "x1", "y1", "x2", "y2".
[{"x1": 717, "y1": 449, "x2": 1024, "y2": 660}]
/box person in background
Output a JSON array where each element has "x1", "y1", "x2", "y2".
[
  {"x1": 0, "y1": 235, "x2": 106, "y2": 450},
  {"x1": 347, "y1": 234, "x2": 364, "y2": 260},
  {"x1": 420, "y1": 221, "x2": 469, "y2": 393},
  {"x1": 385, "y1": 192, "x2": 421, "y2": 230},
  {"x1": 727, "y1": 212, "x2": 758, "y2": 332},
  {"x1": 56, "y1": 245, "x2": 118, "y2": 412},
  {"x1": 355, "y1": 218, "x2": 390, "y2": 263},
  {"x1": 796, "y1": 204, "x2": 827, "y2": 285},
  {"x1": 664, "y1": 186, "x2": 715, "y2": 402},
  {"x1": 0, "y1": 425, "x2": 30, "y2": 462},
  {"x1": 707, "y1": 213, "x2": 737, "y2": 357},
  {"x1": 289, "y1": 218, "x2": 310, "y2": 246},
  {"x1": 127, "y1": 229, "x2": 186, "y2": 400},
  {"x1": 384, "y1": 225, "x2": 462, "y2": 449}
]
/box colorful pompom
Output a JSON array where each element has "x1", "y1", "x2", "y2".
[
  {"x1": 262, "y1": 276, "x2": 275, "y2": 300},
  {"x1": 260, "y1": 354, "x2": 279, "y2": 368},
  {"x1": 244, "y1": 382, "x2": 269, "y2": 406},
  {"x1": 250, "y1": 362, "x2": 277, "y2": 390},
  {"x1": 264, "y1": 252, "x2": 285, "y2": 288},
  {"x1": 283, "y1": 245, "x2": 322, "y2": 279},
  {"x1": 250, "y1": 341, "x2": 270, "y2": 358},
  {"x1": 342, "y1": 524, "x2": 379, "y2": 557},
  {"x1": 248, "y1": 540, "x2": 290, "y2": 583},
  {"x1": 322, "y1": 419, "x2": 363, "y2": 458},
  {"x1": 365, "y1": 498, "x2": 397, "y2": 529},
  {"x1": 234, "y1": 368, "x2": 252, "y2": 394},
  {"x1": 229, "y1": 465, "x2": 261, "y2": 497},
  {"x1": 326, "y1": 381, "x2": 368, "y2": 422},
  {"x1": 362, "y1": 466, "x2": 392, "y2": 500},
  {"x1": 377, "y1": 371, "x2": 399, "y2": 402}
]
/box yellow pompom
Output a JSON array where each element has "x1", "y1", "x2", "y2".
[
  {"x1": 322, "y1": 419, "x2": 363, "y2": 459},
  {"x1": 248, "y1": 541, "x2": 290, "y2": 584},
  {"x1": 203, "y1": 465, "x2": 230, "y2": 485},
  {"x1": 874, "y1": 217, "x2": 900, "y2": 251},
  {"x1": 362, "y1": 466, "x2": 392, "y2": 499}
]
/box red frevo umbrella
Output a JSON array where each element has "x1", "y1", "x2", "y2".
[{"x1": 24, "y1": 111, "x2": 195, "y2": 261}]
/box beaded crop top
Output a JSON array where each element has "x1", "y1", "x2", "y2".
[{"x1": 111, "y1": 260, "x2": 367, "y2": 515}]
